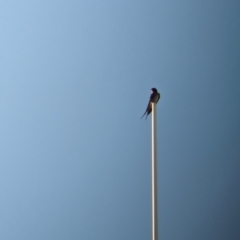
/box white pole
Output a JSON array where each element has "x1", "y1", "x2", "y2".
[{"x1": 152, "y1": 102, "x2": 158, "y2": 240}]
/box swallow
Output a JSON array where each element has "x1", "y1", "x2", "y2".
[{"x1": 141, "y1": 88, "x2": 160, "y2": 119}]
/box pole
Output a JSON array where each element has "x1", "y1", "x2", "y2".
[{"x1": 152, "y1": 102, "x2": 158, "y2": 240}]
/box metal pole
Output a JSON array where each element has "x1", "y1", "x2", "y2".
[{"x1": 152, "y1": 102, "x2": 158, "y2": 240}]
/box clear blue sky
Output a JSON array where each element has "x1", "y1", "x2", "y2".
[{"x1": 1, "y1": 1, "x2": 240, "y2": 239}]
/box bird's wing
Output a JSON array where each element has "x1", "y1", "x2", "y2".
[
  {"x1": 141, "y1": 99, "x2": 151, "y2": 119},
  {"x1": 150, "y1": 92, "x2": 160, "y2": 103},
  {"x1": 150, "y1": 92, "x2": 155, "y2": 102}
]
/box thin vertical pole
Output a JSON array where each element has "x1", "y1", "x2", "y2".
[{"x1": 152, "y1": 102, "x2": 158, "y2": 240}]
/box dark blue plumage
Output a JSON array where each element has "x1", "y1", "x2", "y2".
[{"x1": 141, "y1": 88, "x2": 160, "y2": 119}]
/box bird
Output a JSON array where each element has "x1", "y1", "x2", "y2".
[{"x1": 141, "y1": 88, "x2": 160, "y2": 119}]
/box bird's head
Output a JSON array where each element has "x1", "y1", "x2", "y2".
[{"x1": 151, "y1": 88, "x2": 158, "y2": 93}]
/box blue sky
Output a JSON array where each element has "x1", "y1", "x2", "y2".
[{"x1": 1, "y1": 1, "x2": 240, "y2": 239}]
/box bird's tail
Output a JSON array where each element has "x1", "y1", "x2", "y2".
[{"x1": 141, "y1": 111, "x2": 146, "y2": 119}]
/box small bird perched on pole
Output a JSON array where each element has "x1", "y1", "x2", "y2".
[{"x1": 141, "y1": 88, "x2": 160, "y2": 119}]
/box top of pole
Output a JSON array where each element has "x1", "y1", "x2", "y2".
[{"x1": 140, "y1": 88, "x2": 160, "y2": 120}]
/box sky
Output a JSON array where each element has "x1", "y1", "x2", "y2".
[{"x1": 0, "y1": 1, "x2": 240, "y2": 239}]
